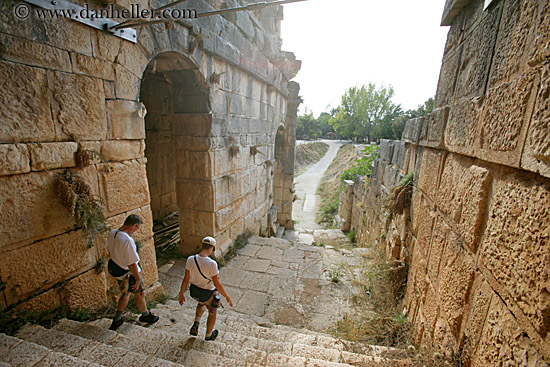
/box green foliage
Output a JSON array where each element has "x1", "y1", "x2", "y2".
[
  {"x1": 347, "y1": 229, "x2": 356, "y2": 243},
  {"x1": 326, "y1": 264, "x2": 347, "y2": 283},
  {"x1": 296, "y1": 109, "x2": 336, "y2": 139},
  {"x1": 330, "y1": 83, "x2": 400, "y2": 141},
  {"x1": 135, "y1": 240, "x2": 143, "y2": 253},
  {"x1": 341, "y1": 144, "x2": 380, "y2": 182},
  {"x1": 95, "y1": 256, "x2": 107, "y2": 272}
]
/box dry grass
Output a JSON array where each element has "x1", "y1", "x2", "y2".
[{"x1": 294, "y1": 141, "x2": 330, "y2": 175}]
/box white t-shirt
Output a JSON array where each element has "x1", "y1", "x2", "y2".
[
  {"x1": 106, "y1": 229, "x2": 141, "y2": 279},
  {"x1": 186, "y1": 254, "x2": 219, "y2": 291}
]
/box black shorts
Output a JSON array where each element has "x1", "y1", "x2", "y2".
[{"x1": 190, "y1": 284, "x2": 214, "y2": 303}]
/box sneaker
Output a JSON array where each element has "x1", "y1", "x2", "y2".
[
  {"x1": 189, "y1": 321, "x2": 199, "y2": 336},
  {"x1": 109, "y1": 317, "x2": 124, "y2": 331},
  {"x1": 138, "y1": 313, "x2": 159, "y2": 324},
  {"x1": 205, "y1": 330, "x2": 218, "y2": 341}
]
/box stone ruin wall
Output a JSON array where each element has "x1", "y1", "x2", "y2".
[
  {"x1": 0, "y1": 0, "x2": 300, "y2": 314},
  {"x1": 338, "y1": 0, "x2": 550, "y2": 365}
]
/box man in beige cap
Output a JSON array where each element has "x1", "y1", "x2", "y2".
[{"x1": 178, "y1": 236, "x2": 233, "y2": 341}]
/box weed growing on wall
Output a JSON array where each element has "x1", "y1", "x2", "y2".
[
  {"x1": 387, "y1": 172, "x2": 414, "y2": 216},
  {"x1": 340, "y1": 144, "x2": 379, "y2": 183},
  {"x1": 55, "y1": 171, "x2": 108, "y2": 247}
]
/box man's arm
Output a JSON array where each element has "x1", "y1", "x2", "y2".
[
  {"x1": 128, "y1": 263, "x2": 141, "y2": 291},
  {"x1": 179, "y1": 269, "x2": 190, "y2": 305},
  {"x1": 212, "y1": 275, "x2": 232, "y2": 307}
]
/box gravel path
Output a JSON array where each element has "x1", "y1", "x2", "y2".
[{"x1": 292, "y1": 140, "x2": 346, "y2": 230}]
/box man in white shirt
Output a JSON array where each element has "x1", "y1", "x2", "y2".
[
  {"x1": 178, "y1": 236, "x2": 233, "y2": 341},
  {"x1": 106, "y1": 214, "x2": 159, "y2": 330}
]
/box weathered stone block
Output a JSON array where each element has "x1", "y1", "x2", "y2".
[
  {"x1": 402, "y1": 117, "x2": 426, "y2": 145},
  {"x1": 176, "y1": 180, "x2": 214, "y2": 212},
  {"x1": 175, "y1": 150, "x2": 212, "y2": 180},
  {"x1": 416, "y1": 148, "x2": 444, "y2": 199},
  {"x1": 172, "y1": 113, "x2": 212, "y2": 137},
  {"x1": 522, "y1": 63, "x2": 550, "y2": 178},
  {"x1": 378, "y1": 140, "x2": 395, "y2": 163},
  {"x1": 51, "y1": 71, "x2": 107, "y2": 141},
  {"x1": 115, "y1": 64, "x2": 140, "y2": 100},
  {"x1": 426, "y1": 217, "x2": 451, "y2": 285},
  {"x1": 472, "y1": 296, "x2": 548, "y2": 367},
  {"x1": 439, "y1": 235, "x2": 475, "y2": 337},
  {"x1": 437, "y1": 154, "x2": 492, "y2": 252},
  {"x1": 100, "y1": 160, "x2": 150, "y2": 216},
  {"x1": 91, "y1": 28, "x2": 122, "y2": 63},
  {"x1": 412, "y1": 192, "x2": 436, "y2": 257},
  {"x1": 0, "y1": 144, "x2": 30, "y2": 176},
  {"x1": 0, "y1": 33, "x2": 71, "y2": 72},
  {"x1": 528, "y1": 1, "x2": 550, "y2": 67},
  {"x1": 479, "y1": 71, "x2": 537, "y2": 167},
  {"x1": 70, "y1": 52, "x2": 115, "y2": 81},
  {"x1": 445, "y1": 98, "x2": 481, "y2": 157},
  {"x1": 29, "y1": 142, "x2": 78, "y2": 171},
  {"x1": 423, "y1": 284, "x2": 439, "y2": 342},
  {"x1": 0, "y1": 230, "x2": 95, "y2": 305},
  {"x1": 419, "y1": 108, "x2": 449, "y2": 149},
  {"x1": 101, "y1": 140, "x2": 143, "y2": 162},
  {"x1": 107, "y1": 100, "x2": 146, "y2": 140},
  {"x1": 14, "y1": 287, "x2": 61, "y2": 313},
  {"x1": 461, "y1": 279, "x2": 494, "y2": 363},
  {"x1": 0, "y1": 171, "x2": 75, "y2": 249},
  {"x1": 116, "y1": 41, "x2": 148, "y2": 79},
  {"x1": 434, "y1": 47, "x2": 460, "y2": 108},
  {"x1": 0, "y1": 61, "x2": 55, "y2": 143},
  {"x1": 63, "y1": 269, "x2": 107, "y2": 311},
  {"x1": 454, "y1": 3, "x2": 501, "y2": 99},
  {"x1": 137, "y1": 239, "x2": 159, "y2": 288},
  {"x1": 480, "y1": 173, "x2": 550, "y2": 338}
]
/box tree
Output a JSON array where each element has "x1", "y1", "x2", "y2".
[
  {"x1": 296, "y1": 111, "x2": 317, "y2": 139},
  {"x1": 330, "y1": 83, "x2": 399, "y2": 141}
]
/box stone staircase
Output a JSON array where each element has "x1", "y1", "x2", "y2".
[{"x1": 1, "y1": 231, "x2": 407, "y2": 367}]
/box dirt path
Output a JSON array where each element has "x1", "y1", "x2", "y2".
[{"x1": 292, "y1": 140, "x2": 346, "y2": 230}]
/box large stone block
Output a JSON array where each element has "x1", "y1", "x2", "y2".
[
  {"x1": 479, "y1": 71, "x2": 537, "y2": 168},
  {"x1": 116, "y1": 41, "x2": 149, "y2": 79},
  {"x1": 136, "y1": 239, "x2": 158, "y2": 288},
  {"x1": 528, "y1": 1, "x2": 550, "y2": 67},
  {"x1": 15, "y1": 287, "x2": 61, "y2": 313},
  {"x1": 101, "y1": 140, "x2": 143, "y2": 162},
  {"x1": 522, "y1": 63, "x2": 550, "y2": 178},
  {"x1": 0, "y1": 144, "x2": 30, "y2": 176},
  {"x1": 70, "y1": 52, "x2": 115, "y2": 81},
  {"x1": 100, "y1": 160, "x2": 150, "y2": 216},
  {"x1": 29, "y1": 142, "x2": 78, "y2": 171},
  {"x1": 437, "y1": 154, "x2": 492, "y2": 252},
  {"x1": 0, "y1": 33, "x2": 71, "y2": 72},
  {"x1": 454, "y1": 2, "x2": 501, "y2": 99},
  {"x1": 176, "y1": 180, "x2": 214, "y2": 212},
  {"x1": 179, "y1": 208, "x2": 215, "y2": 237},
  {"x1": 419, "y1": 108, "x2": 449, "y2": 149},
  {"x1": 0, "y1": 171, "x2": 75, "y2": 249},
  {"x1": 107, "y1": 100, "x2": 146, "y2": 140},
  {"x1": 391, "y1": 141, "x2": 407, "y2": 170},
  {"x1": 42, "y1": 16, "x2": 92, "y2": 56},
  {"x1": 434, "y1": 47, "x2": 460, "y2": 108},
  {"x1": 415, "y1": 148, "x2": 444, "y2": 199},
  {"x1": 402, "y1": 117, "x2": 426, "y2": 145},
  {"x1": 0, "y1": 230, "x2": 95, "y2": 305},
  {"x1": 488, "y1": 0, "x2": 538, "y2": 86},
  {"x1": 480, "y1": 173, "x2": 550, "y2": 338},
  {"x1": 115, "y1": 64, "x2": 141, "y2": 100},
  {"x1": 172, "y1": 113, "x2": 212, "y2": 137},
  {"x1": 175, "y1": 150, "x2": 213, "y2": 180},
  {"x1": 91, "y1": 28, "x2": 122, "y2": 63},
  {"x1": 426, "y1": 217, "x2": 451, "y2": 286},
  {"x1": 461, "y1": 279, "x2": 494, "y2": 363},
  {"x1": 51, "y1": 71, "x2": 107, "y2": 141},
  {"x1": 472, "y1": 296, "x2": 548, "y2": 367},
  {"x1": 445, "y1": 98, "x2": 481, "y2": 157},
  {"x1": 63, "y1": 269, "x2": 107, "y2": 311},
  {"x1": 378, "y1": 140, "x2": 395, "y2": 163},
  {"x1": 438, "y1": 235, "x2": 476, "y2": 337},
  {"x1": 0, "y1": 61, "x2": 55, "y2": 143}
]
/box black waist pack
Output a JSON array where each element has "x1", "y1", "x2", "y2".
[
  {"x1": 190, "y1": 284, "x2": 214, "y2": 303},
  {"x1": 108, "y1": 259, "x2": 129, "y2": 278}
]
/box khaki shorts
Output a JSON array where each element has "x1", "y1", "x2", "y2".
[{"x1": 117, "y1": 273, "x2": 145, "y2": 294}]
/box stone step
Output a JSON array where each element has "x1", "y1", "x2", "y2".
[
  {"x1": 15, "y1": 324, "x2": 182, "y2": 367},
  {"x1": 0, "y1": 332, "x2": 104, "y2": 367},
  {"x1": 149, "y1": 299, "x2": 403, "y2": 359},
  {"x1": 276, "y1": 226, "x2": 285, "y2": 238},
  {"x1": 82, "y1": 316, "x2": 397, "y2": 366}
]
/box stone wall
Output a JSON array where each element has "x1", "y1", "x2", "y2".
[
  {"x1": 339, "y1": 0, "x2": 550, "y2": 365},
  {"x1": 0, "y1": 0, "x2": 300, "y2": 313}
]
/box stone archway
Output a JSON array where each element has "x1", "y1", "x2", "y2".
[{"x1": 140, "y1": 52, "x2": 213, "y2": 256}]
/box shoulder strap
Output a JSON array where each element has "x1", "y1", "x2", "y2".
[{"x1": 194, "y1": 255, "x2": 212, "y2": 283}]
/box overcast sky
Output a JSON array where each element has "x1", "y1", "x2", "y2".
[{"x1": 280, "y1": 0, "x2": 450, "y2": 117}]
